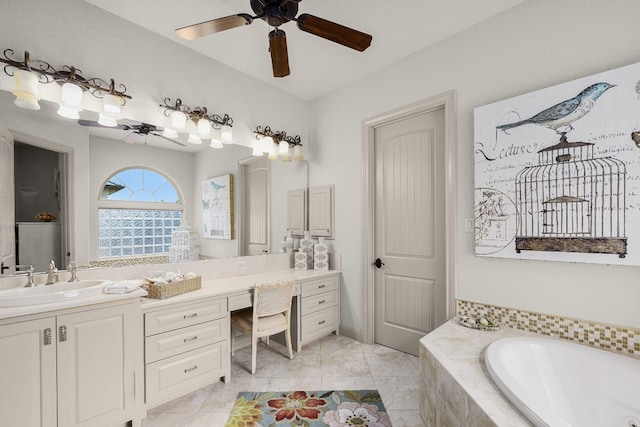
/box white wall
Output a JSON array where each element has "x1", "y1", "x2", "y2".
[{"x1": 310, "y1": 0, "x2": 640, "y2": 332}]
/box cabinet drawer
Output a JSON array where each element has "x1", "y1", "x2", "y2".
[
  {"x1": 300, "y1": 276, "x2": 339, "y2": 297},
  {"x1": 145, "y1": 317, "x2": 228, "y2": 363},
  {"x1": 145, "y1": 298, "x2": 227, "y2": 336},
  {"x1": 145, "y1": 341, "x2": 227, "y2": 405},
  {"x1": 228, "y1": 292, "x2": 252, "y2": 311},
  {"x1": 301, "y1": 305, "x2": 339, "y2": 343},
  {"x1": 301, "y1": 290, "x2": 338, "y2": 315}
]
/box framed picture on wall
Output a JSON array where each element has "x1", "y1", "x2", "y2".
[
  {"x1": 474, "y1": 61, "x2": 640, "y2": 265},
  {"x1": 202, "y1": 174, "x2": 234, "y2": 240}
]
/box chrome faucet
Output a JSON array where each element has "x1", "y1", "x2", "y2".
[
  {"x1": 16, "y1": 265, "x2": 36, "y2": 287},
  {"x1": 45, "y1": 260, "x2": 59, "y2": 285},
  {"x1": 67, "y1": 261, "x2": 80, "y2": 282}
]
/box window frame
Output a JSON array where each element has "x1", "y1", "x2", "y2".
[{"x1": 96, "y1": 166, "x2": 184, "y2": 259}]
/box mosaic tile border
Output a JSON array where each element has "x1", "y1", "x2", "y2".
[
  {"x1": 457, "y1": 299, "x2": 640, "y2": 357},
  {"x1": 89, "y1": 255, "x2": 170, "y2": 268}
]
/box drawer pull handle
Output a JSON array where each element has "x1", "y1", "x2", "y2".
[
  {"x1": 318, "y1": 320, "x2": 326, "y2": 325},
  {"x1": 318, "y1": 300, "x2": 326, "y2": 305},
  {"x1": 184, "y1": 335, "x2": 198, "y2": 343},
  {"x1": 183, "y1": 313, "x2": 198, "y2": 319},
  {"x1": 43, "y1": 328, "x2": 52, "y2": 346},
  {"x1": 59, "y1": 325, "x2": 67, "y2": 342},
  {"x1": 184, "y1": 365, "x2": 198, "y2": 374},
  {"x1": 318, "y1": 285, "x2": 326, "y2": 289}
]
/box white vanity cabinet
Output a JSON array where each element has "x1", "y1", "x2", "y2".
[
  {"x1": 298, "y1": 273, "x2": 340, "y2": 350},
  {"x1": 0, "y1": 301, "x2": 142, "y2": 427},
  {"x1": 143, "y1": 297, "x2": 230, "y2": 409}
]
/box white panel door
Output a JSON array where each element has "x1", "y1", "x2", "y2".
[
  {"x1": 0, "y1": 120, "x2": 14, "y2": 276},
  {"x1": 241, "y1": 157, "x2": 269, "y2": 255},
  {"x1": 0, "y1": 317, "x2": 57, "y2": 427},
  {"x1": 374, "y1": 108, "x2": 446, "y2": 355}
]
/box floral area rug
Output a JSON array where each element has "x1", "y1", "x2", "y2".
[{"x1": 225, "y1": 389, "x2": 392, "y2": 427}]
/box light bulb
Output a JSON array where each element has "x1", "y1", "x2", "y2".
[
  {"x1": 278, "y1": 140, "x2": 289, "y2": 154},
  {"x1": 188, "y1": 133, "x2": 202, "y2": 144},
  {"x1": 172, "y1": 110, "x2": 187, "y2": 130},
  {"x1": 209, "y1": 138, "x2": 223, "y2": 149},
  {"x1": 221, "y1": 124, "x2": 233, "y2": 144},
  {"x1": 293, "y1": 145, "x2": 304, "y2": 160},
  {"x1": 12, "y1": 69, "x2": 40, "y2": 110},
  {"x1": 281, "y1": 153, "x2": 292, "y2": 163},
  {"x1": 268, "y1": 151, "x2": 278, "y2": 160},
  {"x1": 162, "y1": 127, "x2": 179, "y2": 139},
  {"x1": 262, "y1": 135, "x2": 274, "y2": 152},
  {"x1": 197, "y1": 118, "x2": 211, "y2": 138},
  {"x1": 102, "y1": 94, "x2": 123, "y2": 119},
  {"x1": 98, "y1": 113, "x2": 118, "y2": 127},
  {"x1": 57, "y1": 82, "x2": 83, "y2": 119},
  {"x1": 252, "y1": 142, "x2": 264, "y2": 157}
]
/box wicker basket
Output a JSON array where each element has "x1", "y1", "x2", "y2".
[{"x1": 142, "y1": 276, "x2": 202, "y2": 299}]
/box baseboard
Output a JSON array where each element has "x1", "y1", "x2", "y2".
[{"x1": 339, "y1": 324, "x2": 364, "y2": 343}]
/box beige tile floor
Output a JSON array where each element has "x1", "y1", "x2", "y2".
[{"x1": 142, "y1": 334, "x2": 424, "y2": 426}]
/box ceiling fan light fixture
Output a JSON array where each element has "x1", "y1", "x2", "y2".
[{"x1": 12, "y1": 69, "x2": 40, "y2": 110}]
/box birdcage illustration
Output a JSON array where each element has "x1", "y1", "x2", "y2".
[{"x1": 514, "y1": 136, "x2": 627, "y2": 257}]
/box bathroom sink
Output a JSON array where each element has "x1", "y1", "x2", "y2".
[{"x1": 0, "y1": 280, "x2": 112, "y2": 307}]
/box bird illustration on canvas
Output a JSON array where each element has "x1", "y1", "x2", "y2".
[{"x1": 496, "y1": 82, "x2": 615, "y2": 135}]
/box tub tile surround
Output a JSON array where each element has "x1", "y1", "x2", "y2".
[
  {"x1": 457, "y1": 299, "x2": 640, "y2": 357},
  {"x1": 420, "y1": 320, "x2": 535, "y2": 426}
]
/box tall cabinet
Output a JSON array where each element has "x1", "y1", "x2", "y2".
[{"x1": 0, "y1": 300, "x2": 143, "y2": 427}]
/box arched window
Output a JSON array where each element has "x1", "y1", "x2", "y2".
[{"x1": 98, "y1": 168, "x2": 183, "y2": 259}]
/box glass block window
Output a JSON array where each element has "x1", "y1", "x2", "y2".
[
  {"x1": 98, "y1": 209, "x2": 182, "y2": 258},
  {"x1": 97, "y1": 168, "x2": 183, "y2": 259}
]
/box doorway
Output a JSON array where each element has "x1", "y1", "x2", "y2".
[
  {"x1": 362, "y1": 92, "x2": 457, "y2": 355},
  {"x1": 238, "y1": 156, "x2": 270, "y2": 256},
  {"x1": 14, "y1": 141, "x2": 68, "y2": 273}
]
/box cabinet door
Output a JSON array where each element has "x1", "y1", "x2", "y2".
[
  {"x1": 0, "y1": 317, "x2": 57, "y2": 427},
  {"x1": 57, "y1": 304, "x2": 138, "y2": 427},
  {"x1": 309, "y1": 185, "x2": 334, "y2": 237},
  {"x1": 287, "y1": 189, "x2": 307, "y2": 236}
]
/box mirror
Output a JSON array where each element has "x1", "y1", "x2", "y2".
[{"x1": 0, "y1": 90, "x2": 309, "y2": 275}]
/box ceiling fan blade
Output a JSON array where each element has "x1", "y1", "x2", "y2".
[
  {"x1": 151, "y1": 132, "x2": 187, "y2": 147},
  {"x1": 176, "y1": 13, "x2": 253, "y2": 40},
  {"x1": 77, "y1": 119, "x2": 129, "y2": 131},
  {"x1": 269, "y1": 29, "x2": 290, "y2": 78},
  {"x1": 296, "y1": 14, "x2": 372, "y2": 52}
]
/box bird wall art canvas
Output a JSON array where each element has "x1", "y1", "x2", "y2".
[
  {"x1": 202, "y1": 174, "x2": 234, "y2": 240},
  {"x1": 474, "y1": 61, "x2": 640, "y2": 265}
]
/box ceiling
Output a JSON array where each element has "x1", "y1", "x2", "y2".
[{"x1": 82, "y1": 0, "x2": 524, "y2": 101}]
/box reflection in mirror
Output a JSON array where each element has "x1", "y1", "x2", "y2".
[{"x1": 0, "y1": 91, "x2": 309, "y2": 276}]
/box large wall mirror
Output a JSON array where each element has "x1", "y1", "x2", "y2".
[{"x1": 0, "y1": 90, "x2": 308, "y2": 276}]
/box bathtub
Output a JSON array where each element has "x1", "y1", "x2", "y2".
[{"x1": 485, "y1": 336, "x2": 640, "y2": 427}]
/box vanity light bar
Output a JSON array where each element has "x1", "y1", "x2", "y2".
[
  {"x1": 159, "y1": 97, "x2": 233, "y2": 145},
  {"x1": 253, "y1": 125, "x2": 303, "y2": 160}
]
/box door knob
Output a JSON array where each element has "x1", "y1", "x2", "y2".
[{"x1": 374, "y1": 258, "x2": 385, "y2": 268}]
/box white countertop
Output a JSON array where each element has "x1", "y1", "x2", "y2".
[
  {"x1": 140, "y1": 269, "x2": 340, "y2": 310},
  {"x1": 0, "y1": 288, "x2": 148, "y2": 321},
  {"x1": 420, "y1": 319, "x2": 534, "y2": 426}
]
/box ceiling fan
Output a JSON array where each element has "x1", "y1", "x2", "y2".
[
  {"x1": 175, "y1": 0, "x2": 373, "y2": 78},
  {"x1": 77, "y1": 119, "x2": 186, "y2": 147}
]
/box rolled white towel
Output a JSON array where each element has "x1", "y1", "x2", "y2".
[{"x1": 104, "y1": 279, "x2": 146, "y2": 294}]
